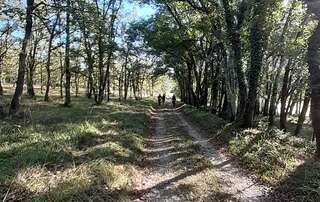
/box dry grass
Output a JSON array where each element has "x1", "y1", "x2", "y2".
[{"x1": 0, "y1": 87, "x2": 154, "y2": 201}]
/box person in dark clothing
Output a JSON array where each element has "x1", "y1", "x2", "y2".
[
  {"x1": 172, "y1": 94, "x2": 176, "y2": 108},
  {"x1": 162, "y1": 94, "x2": 166, "y2": 105},
  {"x1": 158, "y1": 94, "x2": 162, "y2": 106}
]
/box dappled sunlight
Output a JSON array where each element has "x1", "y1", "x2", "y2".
[
  {"x1": 133, "y1": 109, "x2": 236, "y2": 201},
  {"x1": 269, "y1": 158, "x2": 320, "y2": 201},
  {"x1": 0, "y1": 97, "x2": 154, "y2": 201}
]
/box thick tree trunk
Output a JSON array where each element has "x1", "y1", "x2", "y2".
[
  {"x1": 64, "y1": 0, "x2": 71, "y2": 107},
  {"x1": 243, "y1": 4, "x2": 268, "y2": 127},
  {"x1": 294, "y1": 90, "x2": 310, "y2": 136},
  {"x1": 222, "y1": 0, "x2": 248, "y2": 119},
  {"x1": 233, "y1": 37, "x2": 247, "y2": 118},
  {"x1": 307, "y1": 21, "x2": 320, "y2": 158},
  {"x1": 279, "y1": 60, "x2": 292, "y2": 131},
  {"x1": 9, "y1": 0, "x2": 34, "y2": 115},
  {"x1": 220, "y1": 46, "x2": 235, "y2": 121}
]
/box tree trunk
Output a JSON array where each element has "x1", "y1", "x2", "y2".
[
  {"x1": 280, "y1": 60, "x2": 292, "y2": 131},
  {"x1": 75, "y1": 71, "x2": 79, "y2": 97},
  {"x1": 222, "y1": 0, "x2": 248, "y2": 118},
  {"x1": 26, "y1": 39, "x2": 37, "y2": 98},
  {"x1": 59, "y1": 51, "x2": 64, "y2": 98},
  {"x1": 295, "y1": 90, "x2": 310, "y2": 136},
  {"x1": 211, "y1": 55, "x2": 221, "y2": 112},
  {"x1": 269, "y1": 57, "x2": 283, "y2": 126},
  {"x1": 0, "y1": 64, "x2": 3, "y2": 107},
  {"x1": 0, "y1": 74, "x2": 3, "y2": 96},
  {"x1": 44, "y1": 34, "x2": 54, "y2": 102},
  {"x1": 263, "y1": 81, "x2": 272, "y2": 116},
  {"x1": 0, "y1": 59, "x2": 3, "y2": 96},
  {"x1": 9, "y1": 0, "x2": 34, "y2": 115},
  {"x1": 124, "y1": 71, "x2": 130, "y2": 100},
  {"x1": 307, "y1": 20, "x2": 320, "y2": 158},
  {"x1": 84, "y1": 36, "x2": 94, "y2": 99},
  {"x1": 243, "y1": 2, "x2": 269, "y2": 127},
  {"x1": 64, "y1": 0, "x2": 71, "y2": 107}
]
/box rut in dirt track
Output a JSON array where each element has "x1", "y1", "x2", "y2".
[{"x1": 134, "y1": 108, "x2": 270, "y2": 202}]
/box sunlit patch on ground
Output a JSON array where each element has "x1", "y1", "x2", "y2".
[{"x1": 0, "y1": 95, "x2": 154, "y2": 201}]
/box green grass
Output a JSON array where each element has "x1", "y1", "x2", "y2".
[
  {"x1": 270, "y1": 160, "x2": 320, "y2": 201},
  {"x1": 228, "y1": 124, "x2": 314, "y2": 184},
  {"x1": 182, "y1": 106, "x2": 226, "y2": 138},
  {"x1": 0, "y1": 94, "x2": 154, "y2": 201}
]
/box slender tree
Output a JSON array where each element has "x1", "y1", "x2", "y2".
[
  {"x1": 9, "y1": 0, "x2": 34, "y2": 115},
  {"x1": 295, "y1": 89, "x2": 310, "y2": 136},
  {"x1": 44, "y1": 10, "x2": 60, "y2": 102},
  {"x1": 64, "y1": 0, "x2": 71, "y2": 107}
]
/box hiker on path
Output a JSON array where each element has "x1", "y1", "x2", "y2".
[
  {"x1": 172, "y1": 94, "x2": 176, "y2": 108},
  {"x1": 162, "y1": 94, "x2": 166, "y2": 105},
  {"x1": 158, "y1": 94, "x2": 162, "y2": 106}
]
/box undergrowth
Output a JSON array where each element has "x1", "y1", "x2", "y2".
[{"x1": 182, "y1": 105, "x2": 318, "y2": 201}]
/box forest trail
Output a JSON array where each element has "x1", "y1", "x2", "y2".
[{"x1": 134, "y1": 108, "x2": 270, "y2": 202}]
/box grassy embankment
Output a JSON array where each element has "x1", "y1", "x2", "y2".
[
  {"x1": 0, "y1": 90, "x2": 154, "y2": 201},
  {"x1": 182, "y1": 105, "x2": 319, "y2": 201}
]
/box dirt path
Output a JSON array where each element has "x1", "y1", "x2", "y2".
[{"x1": 134, "y1": 108, "x2": 270, "y2": 202}]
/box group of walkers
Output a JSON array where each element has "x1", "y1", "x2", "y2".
[{"x1": 157, "y1": 93, "x2": 176, "y2": 108}]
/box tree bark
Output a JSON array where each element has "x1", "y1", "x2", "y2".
[
  {"x1": 243, "y1": 1, "x2": 269, "y2": 127},
  {"x1": 222, "y1": 0, "x2": 248, "y2": 118},
  {"x1": 263, "y1": 81, "x2": 272, "y2": 116},
  {"x1": 26, "y1": 37, "x2": 38, "y2": 98},
  {"x1": 279, "y1": 60, "x2": 292, "y2": 131},
  {"x1": 294, "y1": 90, "x2": 310, "y2": 136},
  {"x1": 44, "y1": 34, "x2": 54, "y2": 102},
  {"x1": 0, "y1": 60, "x2": 4, "y2": 96},
  {"x1": 269, "y1": 57, "x2": 283, "y2": 126},
  {"x1": 44, "y1": 15, "x2": 59, "y2": 102},
  {"x1": 307, "y1": 20, "x2": 320, "y2": 157},
  {"x1": 59, "y1": 51, "x2": 64, "y2": 98},
  {"x1": 9, "y1": 0, "x2": 34, "y2": 115},
  {"x1": 64, "y1": 0, "x2": 71, "y2": 107}
]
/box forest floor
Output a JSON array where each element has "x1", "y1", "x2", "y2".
[
  {"x1": 0, "y1": 88, "x2": 319, "y2": 201},
  {"x1": 0, "y1": 92, "x2": 155, "y2": 201},
  {"x1": 134, "y1": 107, "x2": 269, "y2": 202}
]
